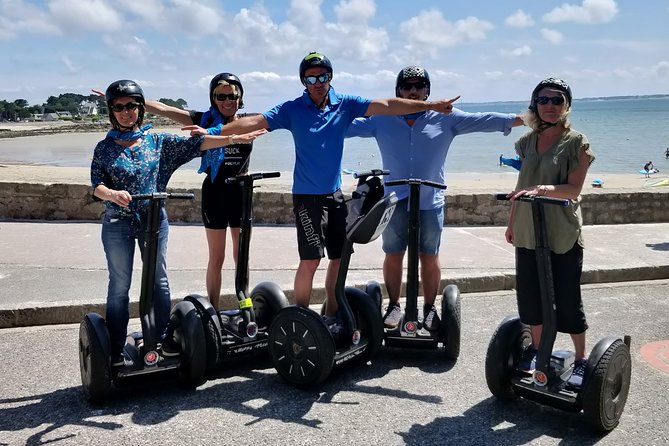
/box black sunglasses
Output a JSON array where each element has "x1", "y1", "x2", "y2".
[
  {"x1": 535, "y1": 96, "x2": 565, "y2": 105},
  {"x1": 399, "y1": 81, "x2": 427, "y2": 91},
  {"x1": 214, "y1": 93, "x2": 240, "y2": 101},
  {"x1": 110, "y1": 102, "x2": 140, "y2": 113},
  {"x1": 304, "y1": 73, "x2": 331, "y2": 85}
]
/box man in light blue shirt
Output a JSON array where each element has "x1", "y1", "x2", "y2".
[
  {"x1": 347, "y1": 66, "x2": 524, "y2": 330},
  {"x1": 186, "y1": 54, "x2": 459, "y2": 331}
]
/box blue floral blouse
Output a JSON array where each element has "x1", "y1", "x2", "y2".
[{"x1": 90, "y1": 132, "x2": 204, "y2": 218}]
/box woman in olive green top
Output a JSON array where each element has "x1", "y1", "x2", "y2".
[{"x1": 505, "y1": 78, "x2": 594, "y2": 389}]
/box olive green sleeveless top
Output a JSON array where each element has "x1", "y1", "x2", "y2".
[{"x1": 512, "y1": 128, "x2": 594, "y2": 254}]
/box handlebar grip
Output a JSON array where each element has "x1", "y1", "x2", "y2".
[
  {"x1": 495, "y1": 193, "x2": 569, "y2": 207},
  {"x1": 131, "y1": 192, "x2": 194, "y2": 201},
  {"x1": 225, "y1": 171, "x2": 281, "y2": 184},
  {"x1": 385, "y1": 178, "x2": 447, "y2": 190},
  {"x1": 353, "y1": 169, "x2": 389, "y2": 179}
]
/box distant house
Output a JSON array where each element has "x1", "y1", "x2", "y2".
[
  {"x1": 42, "y1": 113, "x2": 60, "y2": 121},
  {"x1": 56, "y1": 111, "x2": 72, "y2": 118},
  {"x1": 79, "y1": 100, "x2": 98, "y2": 116}
]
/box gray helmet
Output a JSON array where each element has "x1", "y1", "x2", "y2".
[
  {"x1": 395, "y1": 66, "x2": 431, "y2": 98},
  {"x1": 529, "y1": 77, "x2": 572, "y2": 111},
  {"x1": 209, "y1": 72, "x2": 244, "y2": 109}
]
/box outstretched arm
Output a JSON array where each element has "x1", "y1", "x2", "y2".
[
  {"x1": 365, "y1": 96, "x2": 460, "y2": 117},
  {"x1": 183, "y1": 114, "x2": 269, "y2": 137},
  {"x1": 144, "y1": 99, "x2": 193, "y2": 126},
  {"x1": 199, "y1": 129, "x2": 268, "y2": 151}
]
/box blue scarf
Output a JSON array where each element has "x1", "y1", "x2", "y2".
[
  {"x1": 198, "y1": 106, "x2": 227, "y2": 180},
  {"x1": 401, "y1": 111, "x2": 426, "y2": 121},
  {"x1": 106, "y1": 123, "x2": 153, "y2": 141}
]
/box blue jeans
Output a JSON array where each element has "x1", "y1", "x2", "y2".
[{"x1": 101, "y1": 209, "x2": 171, "y2": 358}]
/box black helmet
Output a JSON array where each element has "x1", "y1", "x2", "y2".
[
  {"x1": 530, "y1": 77, "x2": 572, "y2": 111},
  {"x1": 395, "y1": 65, "x2": 431, "y2": 98},
  {"x1": 105, "y1": 80, "x2": 145, "y2": 130},
  {"x1": 105, "y1": 79, "x2": 145, "y2": 106},
  {"x1": 299, "y1": 52, "x2": 333, "y2": 85},
  {"x1": 209, "y1": 72, "x2": 245, "y2": 109}
]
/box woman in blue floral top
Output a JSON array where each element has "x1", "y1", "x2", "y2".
[{"x1": 91, "y1": 79, "x2": 265, "y2": 367}]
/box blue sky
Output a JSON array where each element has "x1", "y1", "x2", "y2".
[{"x1": 1, "y1": 0, "x2": 668, "y2": 111}]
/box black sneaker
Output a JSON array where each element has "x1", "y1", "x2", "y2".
[
  {"x1": 383, "y1": 303, "x2": 402, "y2": 329},
  {"x1": 567, "y1": 358, "x2": 588, "y2": 388},
  {"x1": 111, "y1": 353, "x2": 134, "y2": 368},
  {"x1": 159, "y1": 339, "x2": 181, "y2": 357},
  {"x1": 422, "y1": 304, "x2": 440, "y2": 331},
  {"x1": 322, "y1": 315, "x2": 343, "y2": 336},
  {"x1": 517, "y1": 345, "x2": 537, "y2": 373}
]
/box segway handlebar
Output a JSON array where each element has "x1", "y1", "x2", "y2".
[
  {"x1": 225, "y1": 171, "x2": 281, "y2": 184},
  {"x1": 353, "y1": 169, "x2": 389, "y2": 179},
  {"x1": 494, "y1": 193, "x2": 569, "y2": 207},
  {"x1": 131, "y1": 192, "x2": 195, "y2": 201},
  {"x1": 385, "y1": 178, "x2": 447, "y2": 190}
]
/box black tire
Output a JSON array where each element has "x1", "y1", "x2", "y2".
[
  {"x1": 485, "y1": 315, "x2": 530, "y2": 400},
  {"x1": 581, "y1": 338, "x2": 632, "y2": 432},
  {"x1": 169, "y1": 301, "x2": 207, "y2": 388},
  {"x1": 251, "y1": 281, "x2": 290, "y2": 331},
  {"x1": 78, "y1": 313, "x2": 112, "y2": 402},
  {"x1": 268, "y1": 307, "x2": 335, "y2": 388},
  {"x1": 345, "y1": 286, "x2": 384, "y2": 363},
  {"x1": 365, "y1": 281, "x2": 383, "y2": 313},
  {"x1": 184, "y1": 294, "x2": 220, "y2": 373},
  {"x1": 440, "y1": 284, "x2": 461, "y2": 360}
]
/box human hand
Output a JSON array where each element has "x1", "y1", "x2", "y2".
[
  {"x1": 508, "y1": 185, "x2": 544, "y2": 201},
  {"x1": 235, "y1": 129, "x2": 268, "y2": 143},
  {"x1": 107, "y1": 189, "x2": 132, "y2": 207},
  {"x1": 504, "y1": 225, "x2": 514, "y2": 244},
  {"x1": 181, "y1": 125, "x2": 208, "y2": 136},
  {"x1": 429, "y1": 96, "x2": 460, "y2": 114},
  {"x1": 91, "y1": 88, "x2": 104, "y2": 97}
]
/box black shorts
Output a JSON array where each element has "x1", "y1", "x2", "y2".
[
  {"x1": 292, "y1": 190, "x2": 347, "y2": 260},
  {"x1": 515, "y1": 243, "x2": 588, "y2": 334},
  {"x1": 201, "y1": 174, "x2": 244, "y2": 230}
]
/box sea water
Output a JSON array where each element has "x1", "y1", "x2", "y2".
[{"x1": 1, "y1": 96, "x2": 667, "y2": 175}]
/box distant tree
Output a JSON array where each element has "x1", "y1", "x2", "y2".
[
  {"x1": 158, "y1": 98, "x2": 188, "y2": 109},
  {"x1": 14, "y1": 99, "x2": 28, "y2": 108}
]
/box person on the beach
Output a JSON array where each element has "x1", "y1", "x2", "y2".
[
  {"x1": 346, "y1": 65, "x2": 523, "y2": 330},
  {"x1": 504, "y1": 77, "x2": 594, "y2": 388},
  {"x1": 644, "y1": 161, "x2": 654, "y2": 177},
  {"x1": 141, "y1": 73, "x2": 256, "y2": 311},
  {"x1": 665, "y1": 148, "x2": 669, "y2": 159},
  {"x1": 184, "y1": 52, "x2": 460, "y2": 333},
  {"x1": 91, "y1": 79, "x2": 265, "y2": 367}
]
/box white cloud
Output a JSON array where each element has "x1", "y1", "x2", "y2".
[
  {"x1": 543, "y1": 0, "x2": 619, "y2": 24},
  {"x1": 501, "y1": 45, "x2": 532, "y2": 57},
  {"x1": 48, "y1": 0, "x2": 123, "y2": 32},
  {"x1": 102, "y1": 35, "x2": 153, "y2": 60},
  {"x1": 541, "y1": 28, "x2": 564, "y2": 44},
  {"x1": 61, "y1": 56, "x2": 79, "y2": 74},
  {"x1": 505, "y1": 10, "x2": 534, "y2": 28},
  {"x1": 0, "y1": 0, "x2": 61, "y2": 39},
  {"x1": 484, "y1": 71, "x2": 504, "y2": 80}
]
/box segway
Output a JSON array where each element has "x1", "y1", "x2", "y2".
[
  {"x1": 182, "y1": 172, "x2": 290, "y2": 373},
  {"x1": 79, "y1": 192, "x2": 207, "y2": 402},
  {"x1": 268, "y1": 169, "x2": 397, "y2": 388},
  {"x1": 485, "y1": 194, "x2": 632, "y2": 432},
  {"x1": 374, "y1": 178, "x2": 461, "y2": 359}
]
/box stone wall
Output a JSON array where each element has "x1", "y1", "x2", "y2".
[{"x1": 1, "y1": 181, "x2": 668, "y2": 225}]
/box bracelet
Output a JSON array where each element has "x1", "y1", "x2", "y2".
[{"x1": 228, "y1": 134, "x2": 235, "y2": 145}]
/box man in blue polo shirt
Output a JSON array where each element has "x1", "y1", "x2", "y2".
[
  {"x1": 186, "y1": 53, "x2": 459, "y2": 332},
  {"x1": 347, "y1": 65, "x2": 524, "y2": 331}
]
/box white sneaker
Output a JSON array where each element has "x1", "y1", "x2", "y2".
[{"x1": 383, "y1": 304, "x2": 402, "y2": 329}]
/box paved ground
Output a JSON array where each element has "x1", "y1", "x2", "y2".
[
  {"x1": 0, "y1": 281, "x2": 667, "y2": 445},
  {"x1": 1, "y1": 220, "x2": 668, "y2": 327}
]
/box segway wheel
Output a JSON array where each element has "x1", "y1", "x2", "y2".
[
  {"x1": 169, "y1": 301, "x2": 207, "y2": 388},
  {"x1": 485, "y1": 315, "x2": 530, "y2": 400},
  {"x1": 365, "y1": 280, "x2": 383, "y2": 313},
  {"x1": 581, "y1": 337, "x2": 632, "y2": 432},
  {"x1": 251, "y1": 281, "x2": 290, "y2": 331},
  {"x1": 268, "y1": 307, "x2": 335, "y2": 388},
  {"x1": 184, "y1": 294, "x2": 221, "y2": 373},
  {"x1": 78, "y1": 313, "x2": 112, "y2": 402},
  {"x1": 345, "y1": 286, "x2": 384, "y2": 363},
  {"x1": 440, "y1": 284, "x2": 461, "y2": 360}
]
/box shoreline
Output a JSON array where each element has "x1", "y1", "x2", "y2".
[{"x1": 0, "y1": 163, "x2": 664, "y2": 194}]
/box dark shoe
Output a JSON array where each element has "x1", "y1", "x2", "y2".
[
  {"x1": 422, "y1": 304, "x2": 440, "y2": 331},
  {"x1": 322, "y1": 315, "x2": 343, "y2": 336},
  {"x1": 517, "y1": 345, "x2": 537, "y2": 373},
  {"x1": 159, "y1": 339, "x2": 181, "y2": 357},
  {"x1": 111, "y1": 353, "x2": 134, "y2": 368},
  {"x1": 383, "y1": 303, "x2": 402, "y2": 329},
  {"x1": 567, "y1": 358, "x2": 587, "y2": 388}
]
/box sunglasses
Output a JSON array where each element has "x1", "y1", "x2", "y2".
[
  {"x1": 399, "y1": 81, "x2": 427, "y2": 91},
  {"x1": 110, "y1": 102, "x2": 140, "y2": 113},
  {"x1": 214, "y1": 93, "x2": 240, "y2": 101},
  {"x1": 535, "y1": 96, "x2": 565, "y2": 106},
  {"x1": 304, "y1": 73, "x2": 331, "y2": 85}
]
